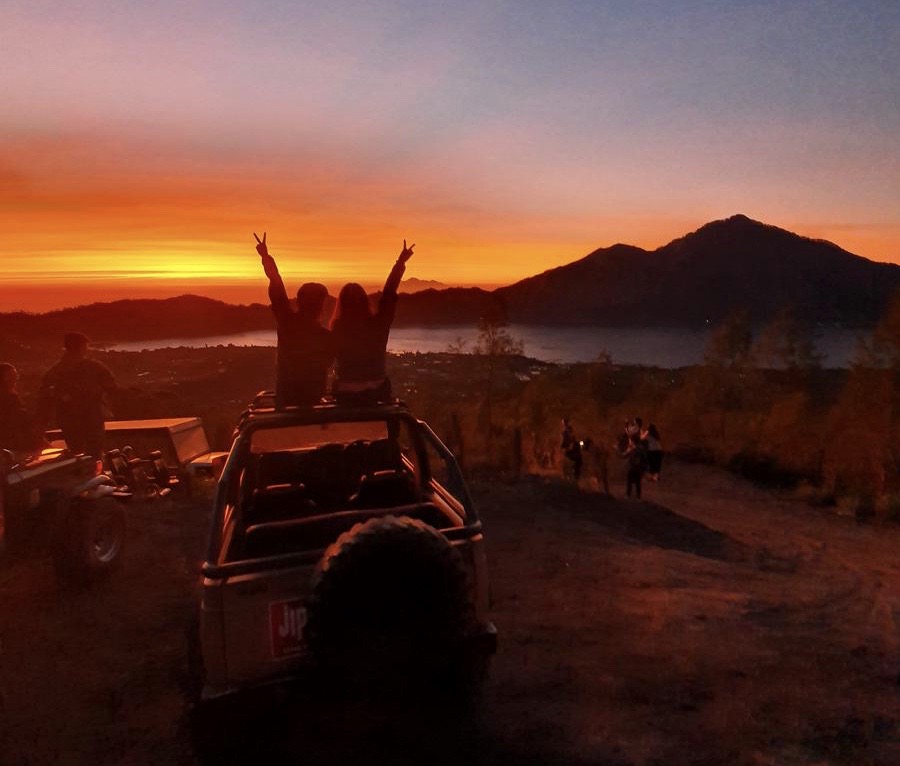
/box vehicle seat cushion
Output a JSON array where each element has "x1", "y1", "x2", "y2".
[
  {"x1": 364, "y1": 439, "x2": 402, "y2": 473},
  {"x1": 256, "y1": 451, "x2": 300, "y2": 487},
  {"x1": 245, "y1": 483, "x2": 316, "y2": 525},
  {"x1": 349, "y1": 469, "x2": 417, "y2": 508}
]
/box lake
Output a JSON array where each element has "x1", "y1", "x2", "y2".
[{"x1": 109, "y1": 325, "x2": 867, "y2": 368}]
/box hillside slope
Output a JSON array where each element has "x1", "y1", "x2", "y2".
[{"x1": 497, "y1": 215, "x2": 900, "y2": 326}]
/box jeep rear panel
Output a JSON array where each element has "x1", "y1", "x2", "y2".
[{"x1": 217, "y1": 564, "x2": 317, "y2": 687}]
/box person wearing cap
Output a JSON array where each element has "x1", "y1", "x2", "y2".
[
  {"x1": 254, "y1": 233, "x2": 335, "y2": 408},
  {"x1": 0, "y1": 363, "x2": 43, "y2": 456},
  {"x1": 38, "y1": 333, "x2": 116, "y2": 459}
]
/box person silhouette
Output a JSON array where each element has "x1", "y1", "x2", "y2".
[
  {"x1": 38, "y1": 333, "x2": 116, "y2": 460},
  {"x1": 255, "y1": 232, "x2": 335, "y2": 407},
  {"x1": 623, "y1": 434, "x2": 648, "y2": 499},
  {"x1": 330, "y1": 240, "x2": 414, "y2": 404},
  {"x1": 645, "y1": 422, "x2": 663, "y2": 481},
  {"x1": 0, "y1": 363, "x2": 43, "y2": 456},
  {"x1": 560, "y1": 418, "x2": 582, "y2": 480}
]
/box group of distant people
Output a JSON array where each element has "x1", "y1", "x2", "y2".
[
  {"x1": 0, "y1": 234, "x2": 414, "y2": 463},
  {"x1": 561, "y1": 415, "x2": 663, "y2": 499}
]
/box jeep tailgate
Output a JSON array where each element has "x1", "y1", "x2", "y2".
[{"x1": 220, "y1": 563, "x2": 317, "y2": 686}]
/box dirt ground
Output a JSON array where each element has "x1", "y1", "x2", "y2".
[{"x1": 1, "y1": 461, "x2": 899, "y2": 765}]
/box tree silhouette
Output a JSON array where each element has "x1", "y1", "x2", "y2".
[
  {"x1": 752, "y1": 307, "x2": 823, "y2": 370},
  {"x1": 473, "y1": 311, "x2": 523, "y2": 464},
  {"x1": 704, "y1": 309, "x2": 753, "y2": 368},
  {"x1": 474, "y1": 315, "x2": 524, "y2": 357}
]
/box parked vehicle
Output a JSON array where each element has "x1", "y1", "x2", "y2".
[
  {"x1": 192, "y1": 400, "x2": 496, "y2": 706},
  {"x1": 48, "y1": 417, "x2": 229, "y2": 495},
  {"x1": 0, "y1": 448, "x2": 127, "y2": 585},
  {"x1": 105, "y1": 447, "x2": 181, "y2": 499}
]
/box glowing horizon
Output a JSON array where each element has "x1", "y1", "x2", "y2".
[{"x1": 2, "y1": 1, "x2": 898, "y2": 311}]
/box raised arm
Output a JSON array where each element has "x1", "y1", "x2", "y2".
[
  {"x1": 381, "y1": 239, "x2": 414, "y2": 298},
  {"x1": 254, "y1": 232, "x2": 290, "y2": 319},
  {"x1": 377, "y1": 239, "x2": 415, "y2": 321}
]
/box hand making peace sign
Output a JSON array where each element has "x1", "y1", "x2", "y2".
[
  {"x1": 253, "y1": 231, "x2": 268, "y2": 258},
  {"x1": 398, "y1": 239, "x2": 415, "y2": 265}
]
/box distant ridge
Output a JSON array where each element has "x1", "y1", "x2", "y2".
[
  {"x1": 2, "y1": 216, "x2": 897, "y2": 342},
  {"x1": 494, "y1": 214, "x2": 900, "y2": 326},
  {"x1": 399, "y1": 277, "x2": 448, "y2": 293},
  {"x1": 0, "y1": 295, "x2": 274, "y2": 343}
]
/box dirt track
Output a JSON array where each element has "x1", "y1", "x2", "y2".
[{"x1": 1, "y1": 462, "x2": 899, "y2": 765}]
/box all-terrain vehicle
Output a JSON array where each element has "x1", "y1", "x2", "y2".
[
  {"x1": 193, "y1": 399, "x2": 496, "y2": 705},
  {"x1": 0, "y1": 448, "x2": 127, "y2": 585},
  {"x1": 48, "y1": 417, "x2": 229, "y2": 496}
]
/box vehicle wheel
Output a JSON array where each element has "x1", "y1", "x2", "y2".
[
  {"x1": 51, "y1": 497, "x2": 126, "y2": 586},
  {"x1": 305, "y1": 515, "x2": 473, "y2": 696}
]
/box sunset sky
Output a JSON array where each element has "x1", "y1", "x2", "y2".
[{"x1": 1, "y1": 0, "x2": 898, "y2": 310}]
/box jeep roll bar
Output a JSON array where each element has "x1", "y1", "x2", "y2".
[{"x1": 206, "y1": 402, "x2": 477, "y2": 564}]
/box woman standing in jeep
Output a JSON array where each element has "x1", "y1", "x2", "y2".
[{"x1": 330, "y1": 240, "x2": 414, "y2": 404}]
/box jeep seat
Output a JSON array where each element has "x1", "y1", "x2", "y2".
[
  {"x1": 242, "y1": 502, "x2": 452, "y2": 558},
  {"x1": 244, "y1": 483, "x2": 316, "y2": 525},
  {"x1": 255, "y1": 451, "x2": 299, "y2": 488},
  {"x1": 349, "y1": 469, "x2": 417, "y2": 509},
  {"x1": 363, "y1": 439, "x2": 402, "y2": 473}
]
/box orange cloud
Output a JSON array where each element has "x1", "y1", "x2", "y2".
[
  {"x1": 2, "y1": 128, "x2": 898, "y2": 313},
  {"x1": 0, "y1": 130, "x2": 609, "y2": 288}
]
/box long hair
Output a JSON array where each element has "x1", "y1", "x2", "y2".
[{"x1": 330, "y1": 283, "x2": 372, "y2": 332}]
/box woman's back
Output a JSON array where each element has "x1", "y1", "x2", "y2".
[
  {"x1": 333, "y1": 299, "x2": 394, "y2": 383},
  {"x1": 331, "y1": 240, "x2": 414, "y2": 397}
]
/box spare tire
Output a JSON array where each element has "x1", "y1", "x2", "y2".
[{"x1": 305, "y1": 515, "x2": 472, "y2": 691}]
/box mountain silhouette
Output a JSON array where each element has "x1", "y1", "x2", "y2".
[
  {"x1": 392, "y1": 287, "x2": 499, "y2": 326},
  {"x1": 0, "y1": 295, "x2": 275, "y2": 344},
  {"x1": 399, "y1": 277, "x2": 448, "y2": 293},
  {"x1": 2, "y1": 216, "x2": 897, "y2": 342},
  {"x1": 493, "y1": 214, "x2": 900, "y2": 326}
]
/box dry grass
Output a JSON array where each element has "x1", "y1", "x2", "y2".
[{"x1": 2, "y1": 462, "x2": 899, "y2": 765}]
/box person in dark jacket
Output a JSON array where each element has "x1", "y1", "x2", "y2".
[
  {"x1": 560, "y1": 418, "x2": 583, "y2": 480},
  {"x1": 330, "y1": 240, "x2": 414, "y2": 404},
  {"x1": 38, "y1": 333, "x2": 116, "y2": 459},
  {"x1": 623, "y1": 434, "x2": 648, "y2": 499},
  {"x1": 0, "y1": 363, "x2": 43, "y2": 456},
  {"x1": 644, "y1": 422, "x2": 664, "y2": 481},
  {"x1": 255, "y1": 232, "x2": 334, "y2": 407}
]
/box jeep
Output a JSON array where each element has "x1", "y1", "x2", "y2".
[{"x1": 193, "y1": 400, "x2": 496, "y2": 704}]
